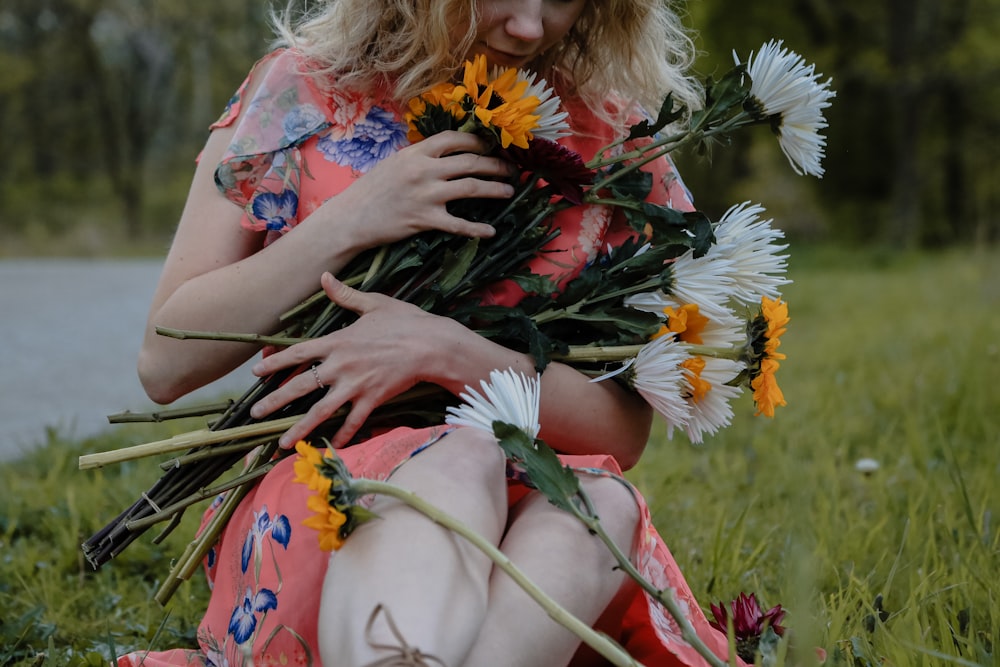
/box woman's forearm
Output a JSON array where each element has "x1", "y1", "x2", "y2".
[
  {"x1": 429, "y1": 320, "x2": 652, "y2": 466},
  {"x1": 138, "y1": 153, "x2": 371, "y2": 402}
]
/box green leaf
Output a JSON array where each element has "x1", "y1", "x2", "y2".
[
  {"x1": 757, "y1": 626, "x2": 782, "y2": 667},
  {"x1": 686, "y1": 210, "x2": 716, "y2": 258},
  {"x1": 632, "y1": 205, "x2": 714, "y2": 256},
  {"x1": 554, "y1": 265, "x2": 603, "y2": 307},
  {"x1": 702, "y1": 64, "x2": 751, "y2": 125},
  {"x1": 493, "y1": 422, "x2": 581, "y2": 514},
  {"x1": 598, "y1": 307, "x2": 662, "y2": 336},
  {"x1": 520, "y1": 322, "x2": 562, "y2": 372},
  {"x1": 510, "y1": 271, "x2": 560, "y2": 297},
  {"x1": 626, "y1": 92, "x2": 685, "y2": 141},
  {"x1": 437, "y1": 238, "x2": 479, "y2": 293},
  {"x1": 605, "y1": 165, "x2": 653, "y2": 202}
]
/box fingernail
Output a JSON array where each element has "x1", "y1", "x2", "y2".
[{"x1": 252, "y1": 363, "x2": 264, "y2": 375}]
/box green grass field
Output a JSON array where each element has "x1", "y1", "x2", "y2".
[{"x1": 2, "y1": 246, "x2": 998, "y2": 666}]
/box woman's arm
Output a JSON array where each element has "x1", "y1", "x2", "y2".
[
  {"x1": 250, "y1": 274, "x2": 652, "y2": 468},
  {"x1": 139, "y1": 77, "x2": 515, "y2": 405}
]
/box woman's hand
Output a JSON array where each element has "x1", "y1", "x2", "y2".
[
  {"x1": 322, "y1": 131, "x2": 516, "y2": 250},
  {"x1": 249, "y1": 272, "x2": 461, "y2": 448}
]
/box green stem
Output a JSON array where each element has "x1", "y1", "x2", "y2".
[
  {"x1": 570, "y1": 488, "x2": 729, "y2": 667},
  {"x1": 106, "y1": 401, "x2": 234, "y2": 424},
  {"x1": 156, "y1": 326, "x2": 311, "y2": 348},
  {"x1": 585, "y1": 112, "x2": 759, "y2": 195},
  {"x1": 554, "y1": 345, "x2": 645, "y2": 363},
  {"x1": 556, "y1": 342, "x2": 741, "y2": 365},
  {"x1": 682, "y1": 343, "x2": 741, "y2": 361},
  {"x1": 126, "y1": 462, "x2": 278, "y2": 532},
  {"x1": 351, "y1": 478, "x2": 645, "y2": 667},
  {"x1": 154, "y1": 443, "x2": 278, "y2": 606}
]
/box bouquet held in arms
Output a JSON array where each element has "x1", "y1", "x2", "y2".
[{"x1": 80, "y1": 40, "x2": 834, "y2": 621}]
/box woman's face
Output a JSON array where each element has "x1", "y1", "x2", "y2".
[{"x1": 465, "y1": 0, "x2": 588, "y2": 69}]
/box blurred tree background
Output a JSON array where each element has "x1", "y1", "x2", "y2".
[{"x1": 1, "y1": 0, "x2": 997, "y2": 254}]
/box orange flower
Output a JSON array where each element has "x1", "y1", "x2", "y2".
[
  {"x1": 680, "y1": 356, "x2": 712, "y2": 403},
  {"x1": 760, "y1": 296, "x2": 788, "y2": 360},
  {"x1": 293, "y1": 440, "x2": 347, "y2": 551},
  {"x1": 751, "y1": 357, "x2": 786, "y2": 417},
  {"x1": 745, "y1": 297, "x2": 789, "y2": 417},
  {"x1": 655, "y1": 303, "x2": 710, "y2": 344},
  {"x1": 293, "y1": 440, "x2": 331, "y2": 495},
  {"x1": 302, "y1": 494, "x2": 348, "y2": 551}
]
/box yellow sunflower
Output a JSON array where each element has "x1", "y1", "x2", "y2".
[
  {"x1": 407, "y1": 55, "x2": 555, "y2": 149},
  {"x1": 404, "y1": 80, "x2": 465, "y2": 143},
  {"x1": 466, "y1": 56, "x2": 542, "y2": 149}
]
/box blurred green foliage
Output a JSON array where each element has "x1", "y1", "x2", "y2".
[{"x1": 1, "y1": 0, "x2": 998, "y2": 252}]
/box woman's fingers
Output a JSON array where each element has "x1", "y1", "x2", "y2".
[
  {"x1": 334, "y1": 130, "x2": 517, "y2": 247},
  {"x1": 277, "y1": 389, "x2": 340, "y2": 448},
  {"x1": 321, "y1": 272, "x2": 374, "y2": 314},
  {"x1": 274, "y1": 375, "x2": 380, "y2": 449}
]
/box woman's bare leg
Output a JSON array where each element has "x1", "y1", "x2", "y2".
[
  {"x1": 462, "y1": 475, "x2": 641, "y2": 667},
  {"x1": 318, "y1": 428, "x2": 508, "y2": 666}
]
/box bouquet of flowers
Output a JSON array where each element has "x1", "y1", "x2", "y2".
[{"x1": 80, "y1": 40, "x2": 834, "y2": 614}]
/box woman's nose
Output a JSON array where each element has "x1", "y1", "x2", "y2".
[{"x1": 504, "y1": 1, "x2": 544, "y2": 42}]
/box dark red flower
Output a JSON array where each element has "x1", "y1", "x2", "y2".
[
  {"x1": 502, "y1": 139, "x2": 594, "y2": 205},
  {"x1": 710, "y1": 592, "x2": 786, "y2": 663}
]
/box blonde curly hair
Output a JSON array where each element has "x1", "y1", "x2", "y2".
[{"x1": 271, "y1": 0, "x2": 702, "y2": 124}]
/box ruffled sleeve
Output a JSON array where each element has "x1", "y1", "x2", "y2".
[{"x1": 210, "y1": 49, "x2": 335, "y2": 235}]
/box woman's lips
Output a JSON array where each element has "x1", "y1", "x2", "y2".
[{"x1": 482, "y1": 46, "x2": 531, "y2": 68}]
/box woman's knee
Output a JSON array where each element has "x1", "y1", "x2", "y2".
[
  {"x1": 436, "y1": 426, "x2": 508, "y2": 483},
  {"x1": 385, "y1": 426, "x2": 508, "y2": 513},
  {"x1": 579, "y1": 476, "x2": 642, "y2": 551}
]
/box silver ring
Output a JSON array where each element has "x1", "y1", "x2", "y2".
[{"x1": 310, "y1": 364, "x2": 325, "y2": 389}]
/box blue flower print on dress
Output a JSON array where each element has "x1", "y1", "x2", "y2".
[
  {"x1": 240, "y1": 505, "x2": 291, "y2": 574},
  {"x1": 317, "y1": 105, "x2": 408, "y2": 173},
  {"x1": 228, "y1": 586, "x2": 278, "y2": 644},
  {"x1": 250, "y1": 190, "x2": 299, "y2": 231},
  {"x1": 282, "y1": 103, "x2": 328, "y2": 144}
]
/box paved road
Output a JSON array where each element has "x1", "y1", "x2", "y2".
[{"x1": 0, "y1": 259, "x2": 255, "y2": 461}]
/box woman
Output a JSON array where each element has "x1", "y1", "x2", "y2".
[{"x1": 120, "y1": 0, "x2": 735, "y2": 665}]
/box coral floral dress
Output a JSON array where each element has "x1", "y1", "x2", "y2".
[{"x1": 118, "y1": 49, "x2": 737, "y2": 667}]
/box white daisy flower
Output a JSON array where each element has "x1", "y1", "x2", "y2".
[
  {"x1": 688, "y1": 308, "x2": 745, "y2": 349},
  {"x1": 673, "y1": 356, "x2": 745, "y2": 444},
  {"x1": 737, "y1": 40, "x2": 835, "y2": 177},
  {"x1": 446, "y1": 368, "x2": 541, "y2": 439},
  {"x1": 774, "y1": 98, "x2": 833, "y2": 177},
  {"x1": 710, "y1": 201, "x2": 790, "y2": 306},
  {"x1": 593, "y1": 335, "x2": 692, "y2": 431},
  {"x1": 625, "y1": 250, "x2": 736, "y2": 321},
  {"x1": 633, "y1": 335, "x2": 694, "y2": 430}
]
